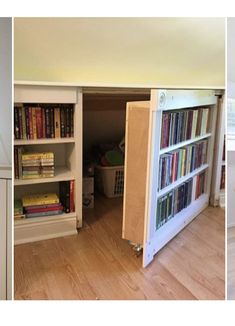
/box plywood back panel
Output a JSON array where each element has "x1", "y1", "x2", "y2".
[{"x1": 122, "y1": 101, "x2": 150, "y2": 245}]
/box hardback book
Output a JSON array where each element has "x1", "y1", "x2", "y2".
[{"x1": 22, "y1": 193, "x2": 60, "y2": 207}]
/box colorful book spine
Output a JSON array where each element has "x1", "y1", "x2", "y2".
[
  {"x1": 160, "y1": 107, "x2": 210, "y2": 149},
  {"x1": 159, "y1": 140, "x2": 208, "y2": 190}
]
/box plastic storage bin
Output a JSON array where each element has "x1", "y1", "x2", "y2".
[{"x1": 95, "y1": 165, "x2": 124, "y2": 198}]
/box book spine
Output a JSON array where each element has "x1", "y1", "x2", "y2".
[
  {"x1": 54, "y1": 107, "x2": 61, "y2": 138},
  {"x1": 45, "y1": 107, "x2": 51, "y2": 138},
  {"x1": 28, "y1": 107, "x2": 33, "y2": 139},
  {"x1": 70, "y1": 180, "x2": 75, "y2": 212},
  {"x1": 18, "y1": 107, "x2": 23, "y2": 139},
  {"x1": 70, "y1": 107, "x2": 74, "y2": 137},
  {"x1": 60, "y1": 107, "x2": 65, "y2": 137},
  {"x1": 21, "y1": 107, "x2": 27, "y2": 139},
  {"x1": 14, "y1": 147, "x2": 19, "y2": 179},
  {"x1": 35, "y1": 107, "x2": 42, "y2": 139},
  {"x1": 50, "y1": 108, "x2": 55, "y2": 138},
  {"x1": 31, "y1": 107, "x2": 37, "y2": 139},
  {"x1": 66, "y1": 107, "x2": 70, "y2": 137},
  {"x1": 14, "y1": 107, "x2": 20, "y2": 139},
  {"x1": 42, "y1": 108, "x2": 46, "y2": 138}
]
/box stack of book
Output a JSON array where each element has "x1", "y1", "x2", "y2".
[
  {"x1": 160, "y1": 107, "x2": 210, "y2": 149},
  {"x1": 40, "y1": 152, "x2": 54, "y2": 178},
  {"x1": 22, "y1": 193, "x2": 63, "y2": 218},
  {"x1": 14, "y1": 150, "x2": 54, "y2": 179},
  {"x1": 59, "y1": 181, "x2": 75, "y2": 213},
  {"x1": 14, "y1": 199, "x2": 25, "y2": 220},
  {"x1": 14, "y1": 105, "x2": 74, "y2": 140},
  {"x1": 159, "y1": 140, "x2": 208, "y2": 189}
]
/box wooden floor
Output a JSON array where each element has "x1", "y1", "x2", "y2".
[
  {"x1": 228, "y1": 227, "x2": 235, "y2": 300},
  {"x1": 14, "y1": 197, "x2": 225, "y2": 300}
]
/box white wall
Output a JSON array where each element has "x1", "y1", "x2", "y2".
[
  {"x1": 0, "y1": 18, "x2": 12, "y2": 167},
  {"x1": 14, "y1": 18, "x2": 225, "y2": 88},
  {"x1": 228, "y1": 151, "x2": 235, "y2": 227}
]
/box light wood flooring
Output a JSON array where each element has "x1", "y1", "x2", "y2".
[
  {"x1": 14, "y1": 197, "x2": 225, "y2": 300},
  {"x1": 228, "y1": 227, "x2": 235, "y2": 300}
]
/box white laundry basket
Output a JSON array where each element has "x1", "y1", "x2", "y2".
[{"x1": 95, "y1": 165, "x2": 124, "y2": 198}]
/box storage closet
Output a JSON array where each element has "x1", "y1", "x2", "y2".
[{"x1": 14, "y1": 84, "x2": 223, "y2": 268}]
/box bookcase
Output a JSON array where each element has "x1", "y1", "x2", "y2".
[
  {"x1": 14, "y1": 85, "x2": 82, "y2": 244},
  {"x1": 123, "y1": 89, "x2": 218, "y2": 267}
]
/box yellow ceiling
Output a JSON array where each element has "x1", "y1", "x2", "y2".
[{"x1": 14, "y1": 17, "x2": 225, "y2": 88}]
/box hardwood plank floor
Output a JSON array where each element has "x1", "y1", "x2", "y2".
[
  {"x1": 14, "y1": 196, "x2": 225, "y2": 300},
  {"x1": 228, "y1": 227, "x2": 235, "y2": 300}
]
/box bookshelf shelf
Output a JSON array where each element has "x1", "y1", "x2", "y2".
[
  {"x1": 14, "y1": 211, "x2": 76, "y2": 226},
  {"x1": 157, "y1": 163, "x2": 209, "y2": 198},
  {"x1": 159, "y1": 133, "x2": 211, "y2": 155},
  {"x1": 14, "y1": 166, "x2": 75, "y2": 186},
  {"x1": 14, "y1": 138, "x2": 75, "y2": 146},
  {"x1": 14, "y1": 84, "x2": 82, "y2": 245},
  {"x1": 151, "y1": 193, "x2": 209, "y2": 255}
]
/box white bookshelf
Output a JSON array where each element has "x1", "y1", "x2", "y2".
[
  {"x1": 14, "y1": 85, "x2": 82, "y2": 244},
  {"x1": 143, "y1": 89, "x2": 218, "y2": 267}
]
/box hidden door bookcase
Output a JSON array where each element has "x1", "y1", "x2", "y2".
[
  {"x1": 14, "y1": 85, "x2": 82, "y2": 244},
  {"x1": 123, "y1": 89, "x2": 218, "y2": 267}
]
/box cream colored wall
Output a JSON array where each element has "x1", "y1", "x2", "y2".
[{"x1": 14, "y1": 18, "x2": 225, "y2": 88}]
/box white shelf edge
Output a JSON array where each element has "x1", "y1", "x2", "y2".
[
  {"x1": 14, "y1": 212, "x2": 76, "y2": 227},
  {"x1": 14, "y1": 166, "x2": 75, "y2": 186},
  {"x1": 157, "y1": 163, "x2": 209, "y2": 198},
  {"x1": 159, "y1": 133, "x2": 211, "y2": 155},
  {"x1": 14, "y1": 138, "x2": 75, "y2": 145},
  {"x1": 151, "y1": 193, "x2": 209, "y2": 255}
]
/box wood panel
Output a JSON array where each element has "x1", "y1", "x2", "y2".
[
  {"x1": 122, "y1": 101, "x2": 150, "y2": 245},
  {"x1": 14, "y1": 197, "x2": 225, "y2": 300}
]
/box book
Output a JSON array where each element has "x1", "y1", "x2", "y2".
[
  {"x1": 14, "y1": 104, "x2": 74, "y2": 140},
  {"x1": 159, "y1": 140, "x2": 208, "y2": 190},
  {"x1": 54, "y1": 107, "x2": 61, "y2": 138},
  {"x1": 22, "y1": 193, "x2": 60, "y2": 207},
  {"x1": 160, "y1": 107, "x2": 211, "y2": 149}
]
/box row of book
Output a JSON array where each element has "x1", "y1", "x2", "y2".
[
  {"x1": 161, "y1": 107, "x2": 210, "y2": 149},
  {"x1": 14, "y1": 181, "x2": 75, "y2": 219},
  {"x1": 14, "y1": 149, "x2": 55, "y2": 179},
  {"x1": 156, "y1": 172, "x2": 206, "y2": 230},
  {"x1": 14, "y1": 105, "x2": 74, "y2": 140},
  {"x1": 159, "y1": 140, "x2": 208, "y2": 190}
]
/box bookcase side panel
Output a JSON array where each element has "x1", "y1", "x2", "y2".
[
  {"x1": 0, "y1": 179, "x2": 7, "y2": 299},
  {"x1": 210, "y1": 95, "x2": 225, "y2": 206},
  {"x1": 74, "y1": 88, "x2": 83, "y2": 228},
  {"x1": 122, "y1": 101, "x2": 150, "y2": 245},
  {"x1": 205, "y1": 103, "x2": 218, "y2": 199}
]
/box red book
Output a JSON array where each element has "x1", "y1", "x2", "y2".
[
  {"x1": 70, "y1": 180, "x2": 75, "y2": 212},
  {"x1": 42, "y1": 108, "x2": 46, "y2": 138},
  {"x1": 35, "y1": 107, "x2": 43, "y2": 138},
  {"x1": 26, "y1": 205, "x2": 63, "y2": 214},
  {"x1": 28, "y1": 107, "x2": 33, "y2": 139}
]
